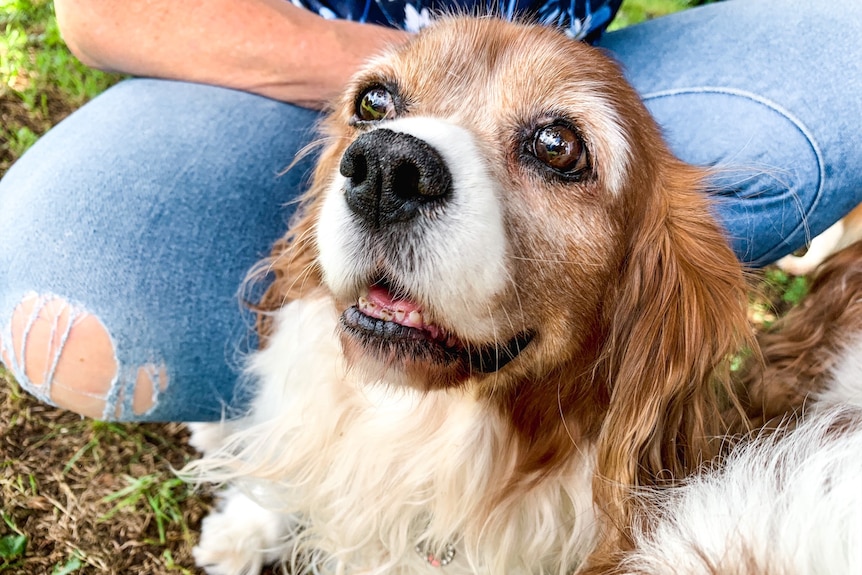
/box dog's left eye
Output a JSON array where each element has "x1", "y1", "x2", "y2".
[
  {"x1": 355, "y1": 86, "x2": 396, "y2": 122},
  {"x1": 531, "y1": 124, "x2": 588, "y2": 176}
]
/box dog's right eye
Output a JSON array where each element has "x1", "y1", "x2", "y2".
[
  {"x1": 355, "y1": 87, "x2": 396, "y2": 122},
  {"x1": 532, "y1": 124, "x2": 587, "y2": 175}
]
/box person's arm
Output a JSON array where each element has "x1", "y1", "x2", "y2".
[{"x1": 54, "y1": 0, "x2": 410, "y2": 109}]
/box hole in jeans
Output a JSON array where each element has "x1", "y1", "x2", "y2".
[
  {"x1": 1, "y1": 293, "x2": 169, "y2": 419},
  {"x1": 133, "y1": 363, "x2": 169, "y2": 416}
]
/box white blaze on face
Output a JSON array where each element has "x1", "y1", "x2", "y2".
[{"x1": 316, "y1": 116, "x2": 510, "y2": 341}]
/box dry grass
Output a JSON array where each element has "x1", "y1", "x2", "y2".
[{"x1": 0, "y1": 368, "x2": 213, "y2": 574}]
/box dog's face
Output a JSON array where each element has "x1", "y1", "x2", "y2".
[
  {"x1": 314, "y1": 18, "x2": 664, "y2": 395},
  {"x1": 261, "y1": 18, "x2": 751, "y2": 562}
]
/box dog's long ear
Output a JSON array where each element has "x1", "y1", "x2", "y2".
[
  {"x1": 591, "y1": 161, "x2": 752, "y2": 558},
  {"x1": 249, "y1": 139, "x2": 345, "y2": 343}
]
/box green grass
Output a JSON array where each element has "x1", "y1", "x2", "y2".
[
  {"x1": 0, "y1": 512, "x2": 27, "y2": 571},
  {"x1": 1, "y1": 0, "x2": 121, "y2": 173},
  {"x1": 99, "y1": 474, "x2": 196, "y2": 546},
  {"x1": 51, "y1": 555, "x2": 84, "y2": 575},
  {"x1": 1, "y1": 0, "x2": 116, "y2": 105},
  {"x1": 611, "y1": 0, "x2": 709, "y2": 30},
  {"x1": 749, "y1": 267, "x2": 810, "y2": 328}
]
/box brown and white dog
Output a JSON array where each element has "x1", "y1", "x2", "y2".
[{"x1": 186, "y1": 17, "x2": 862, "y2": 575}]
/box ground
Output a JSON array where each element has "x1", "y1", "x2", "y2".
[
  {"x1": 1, "y1": 375, "x2": 212, "y2": 574},
  {"x1": 0, "y1": 1, "x2": 799, "y2": 574}
]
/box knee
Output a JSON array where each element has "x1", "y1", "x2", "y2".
[
  {"x1": 643, "y1": 89, "x2": 827, "y2": 264},
  {"x1": 0, "y1": 293, "x2": 168, "y2": 419}
]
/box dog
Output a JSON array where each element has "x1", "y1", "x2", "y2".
[
  {"x1": 618, "y1": 403, "x2": 862, "y2": 574},
  {"x1": 185, "y1": 17, "x2": 862, "y2": 575}
]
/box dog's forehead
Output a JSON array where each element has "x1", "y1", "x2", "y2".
[
  {"x1": 377, "y1": 18, "x2": 626, "y2": 116},
  {"x1": 343, "y1": 18, "x2": 642, "y2": 195}
]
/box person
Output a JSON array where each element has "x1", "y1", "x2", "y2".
[{"x1": 1, "y1": 0, "x2": 860, "y2": 422}]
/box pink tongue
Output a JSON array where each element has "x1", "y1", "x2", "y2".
[
  {"x1": 367, "y1": 285, "x2": 425, "y2": 329},
  {"x1": 364, "y1": 285, "x2": 448, "y2": 340},
  {"x1": 367, "y1": 285, "x2": 422, "y2": 313}
]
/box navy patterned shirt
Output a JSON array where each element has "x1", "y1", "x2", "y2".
[{"x1": 289, "y1": 0, "x2": 623, "y2": 42}]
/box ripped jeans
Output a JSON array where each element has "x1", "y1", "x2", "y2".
[
  {"x1": 2, "y1": 0, "x2": 862, "y2": 421},
  {"x1": 0, "y1": 82, "x2": 318, "y2": 420}
]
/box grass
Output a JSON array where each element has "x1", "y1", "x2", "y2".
[
  {"x1": 1, "y1": 373, "x2": 212, "y2": 574},
  {"x1": 99, "y1": 474, "x2": 195, "y2": 546},
  {"x1": 0, "y1": 0, "x2": 120, "y2": 173},
  {"x1": 0, "y1": 513, "x2": 27, "y2": 571},
  {"x1": 609, "y1": 0, "x2": 710, "y2": 30},
  {"x1": 0, "y1": 1, "x2": 805, "y2": 574},
  {"x1": 749, "y1": 268, "x2": 809, "y2": 328}
]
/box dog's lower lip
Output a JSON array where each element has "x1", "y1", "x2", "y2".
[
  {"x1": 340, "y1": 306, "x2": 534, "y2": 374},
  {"x1": 341, "y1": 306, "x2": 459, "y2": 351},
  {"x1": 468, "y1": 330, "x2": 535, "y2": 373}
]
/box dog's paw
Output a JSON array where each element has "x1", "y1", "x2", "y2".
[
  {"x1": 194, "y1": 488, "x2": 294, "y2": 575},
  {"x1": 186, "y1": 421, "x2": 240, "y2": 454}
]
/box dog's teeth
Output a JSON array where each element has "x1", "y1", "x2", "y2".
[
  {"x1": 379, "y1": 309, "x2": 394, "y2": 321},
  {"x1": 394, "y1": 309, "x2": 406, "y2": 323},
  {"x1": 408, "y1": 310, "x2": 423, "y2": 327}
]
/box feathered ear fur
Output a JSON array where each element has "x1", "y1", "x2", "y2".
[
  {"x1": 588, "y1": 160, "x2": 753, "y2": 567},
  {"x1": 250, "y1": 135, "x2": 346, "y2": 343}
]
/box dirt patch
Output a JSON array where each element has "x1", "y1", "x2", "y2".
[
  {"x1": 0, "y1": 88, "x2": 74, "y2": 176},
  {"x1": 0, "y1": 371, "x2": 213, "y2": 574}
]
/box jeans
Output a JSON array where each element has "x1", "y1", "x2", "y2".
[{"x1": 2, "y1": 0, "x2": 861, "y2": 421}]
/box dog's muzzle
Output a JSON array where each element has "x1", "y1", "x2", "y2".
[{"x1": 340, "y1": 129, "x2": 453, "y2": 229}]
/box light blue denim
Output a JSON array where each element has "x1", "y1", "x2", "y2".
[
  {"x1": 2, "y1": 0, "x2": 861, "y2": 421},
  {"x1": 599, "y1": 0, "x2": 862, "y2": 264}
]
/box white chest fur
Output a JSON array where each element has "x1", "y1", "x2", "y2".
[{"x1": 194, "y1": 296, "x2": 596, "y2": 575}]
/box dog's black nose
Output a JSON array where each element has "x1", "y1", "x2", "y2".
[{"x1": 339, "y1": 129, "x2": 452, "y2": 228}]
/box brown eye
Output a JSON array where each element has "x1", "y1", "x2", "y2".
[
  {"x1": 532, "y1": 124, "x2": 588, "y2": 175},
  {"x1": 356, "y1": 86, "x2": 396, "y2": 122}
]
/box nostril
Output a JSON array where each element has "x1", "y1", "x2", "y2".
[
  {"x1": 392, "y1": 161, "x2": 421, "y2": 200},
  {"x1": 340, "y1": 149, "x2": 368, "y2": 186},
  {"x1": 341, "y1": 129, "x2": 453, "y2": 228}
]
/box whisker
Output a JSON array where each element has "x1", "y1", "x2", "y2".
[
  {"x1": 557, "y1": 374, "x2": 579, "y2": 449},
  {"x1": 511, "y1": 255, "x2": 602, "y2": 268},
  {"x1": 277, "y1": 134, "x2": 347, "y2": 178}
]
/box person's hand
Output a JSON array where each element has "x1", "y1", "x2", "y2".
[{"x1": 55, "y1": 0, "x2": 411, "y2": 109}]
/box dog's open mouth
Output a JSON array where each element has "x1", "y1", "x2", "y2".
[{"x1": 340, "y1": 281, "x2": 533, "y2": 374}]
